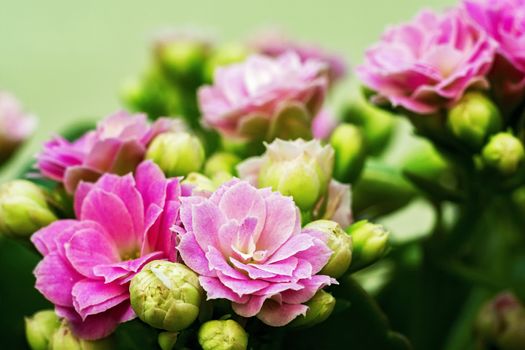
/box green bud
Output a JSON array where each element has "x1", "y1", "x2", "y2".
[
  {"x1": 447, "y1": 92, "x2": 502, "y2": 151},
  {"x1": 475, "y1": 292, "x2": 525, "y2": 350},
  {"x1": 347, "y1": 220, "x2": 389, "y2": 271},
  {"x1": 289, "y1": 290, "x2": 336, "y2": 328},
  {"x1": 204, "y1": 152, "x2": 241, "y2": 178},
  {"x1": 158, "y1": 331, "x2": 178, "y2": 350},
  {"x1": 182, "y1": 172, "x2": 217, "y2": 194},
  {"x1": 198, "y1": 319, "x2": 248, "y2": 350},
  {"x1": 130, "y1": 260, "x2": 203, "y2": 332},
  {"x1": 25, "y1": 310, "x2": 60, "y2": 350},
  {"x1": 50, "y1": 321, "x2": 114, "y2": 350},
  {"x1": 156, "y1": 38, "x2": 209, "y2": 83},
  {"x1": 0, "y1": 180, "x2": 57, "y2": 238},
  {"x1": 304, "y1": 220, "x2": 352, "y2": 278},
  {"x1": 481, "y1": 132, "x2": 525, "y2": 176},
  {"x1": 146, "y1": 132, "x2": 205, "y2": 177},
  {"x1": 330, "y1": 124, "x2": 367, "y2": 184},
  {"x1": 203, "y1": 43, "x2": 249, "y2": 83}
]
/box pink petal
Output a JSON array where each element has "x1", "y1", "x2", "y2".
[
  {"x1": 191, "y1": 201, "x2": 225, "y2": 251},
  {"x1": 93, "y1": 251, "x2": 164, "y2": 284},
  {"x1": 31, "y1": 220, "x2": 78, "y2": 256},
  {"x1": 199, "y1": 276, "x2": 249, "y2": 304},
  {"x1": 178, "y1": 231, "x2": 214, "y2": 277},
  {"x1": 232, "y1": 295, "x2": 267, "y2": 317},
  {"x1": 69, "y1": 302, "x2": 135, "y2": 340},
  {"x1": 72, "y1": 279, "x2": 129, "y2": 320},
  {"x1": 257, "y1": 300, "x2": 308, "y2": 326}
]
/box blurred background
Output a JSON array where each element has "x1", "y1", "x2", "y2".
[{"x1": 0, "y1": 0, "x2": 456, "y2": 348}]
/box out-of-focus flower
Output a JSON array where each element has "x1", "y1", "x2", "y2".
[
  {"x1": 0, "y1": 180, "x2": 57, "y2": 239},
  {"x1": 250, "y1": 29, "x2": 348, "y2": 84},
  {"x1": 130, "y1": 260, "x2": 202, "y2": 331},
  {"x1": 32, "y1": 161, "x2": 183, "y2": 340},
  {"x1": 203, "y1": 43, "x2": 250, "y2": 83},
  {"x1": 475, "y1": 291, "x2": 525, "y2": 350},
  {"x1": 176, "y1": 179, "x2": 335, "y2": 326},
  {"x1": 198, "y1": 52, "x2": 328, "y2": 140},
  {"x1": 289, "y1": 290, "x2": 336, "y2": 328},
  {"x1": 146, "y1": 131, "x2": 205, "y2": 177},
  {"x1": 317, "y1": 180, "x2": 353, "y2": 229},
  {"x1": 312, "y1": 108, "x2": 338, "y2": 140},
  {"x1": 0, "y1": 91, "x2": 36, "y2": 164},
  {"x1": 357, "y1": 9, "x2": 497, "y2": 114},
  {"x1": 482, "y1": 132, "x2": 525, "y2": 176},
  {"x1": 464, "y1": 0, "x2": 525, "y2": 108},
  {"x1": 37, "y1": 111, "x2": 174, "y2": 193},
  {"x1": 198, "y1": 319, "x2": 248, "y2": 350},
  {"x1": 25, "y1": 310, "x2": 60, "y2": 350},
  {"x1": 49, "y1": 320, "x2": 114, "y2": 350}
]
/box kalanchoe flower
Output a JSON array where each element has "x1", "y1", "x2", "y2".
[
  {"x1": 130, "y1": 260, "x2": 203, "y2": 332},
  {"x1": 198, "y1": 52, "x2": 328, "y2": 140},
  {"x1": 357, "y1": 9, "x2": 497, "y2": 114},
  {"x1": 176, "y1": 179, "x2": 335, "y2": 326},
  {"x1": 36, "y1": 111, "x2": 174, "y2": 193},
  {"x1": 198, "y1": 319, "x2": 248, "y2": 350},
  {"x1": 0, "y1": 91, "x2": 36, "y2": 164},
  {"x1": 32, "y1": 161, "x2": 183, "y2": 340},
  {"x1": 25, "y1": 310, "x2": 60, "y2": 350},
  {"x1": 250, "y1": 29, "x2": 348, "y2": 84}
]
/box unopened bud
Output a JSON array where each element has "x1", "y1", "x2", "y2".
[
  {"x1": 330, "y1": 123, "x2": 366, "y2": 183},
  {"x1": 155, "y1": 36, "x2": 209, "y2": 83},
  {"x1": 204, "y1": 152, "x2": 241, "y2": 178},
  {"x1": 198, "y1": 319, "x2": 248, "y2": 350},
  {"x1": 182, "y1": 172, "x2": 217, "y2": 195},
  {"x1": 289, "y1": 290, "x2": 336, "y2": 328},
  {"x1": 25, "y1": 310, "x2": 60, "y2": 350},
  {"x1": 158, "y1": 331, "x2": 178, "y2": 350},
  {"x1": 347, "y1": 220, "x2": 389, "y2": 271},
  {"x1": 482, "y1": 132, "x2": 525, "y2": 176}
]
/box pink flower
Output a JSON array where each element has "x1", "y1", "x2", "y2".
[
  {"x1": 251, "y1": 29, "x2": 348, "y2": 84},
  {"x1": 464, "y1": 0, "x2": 525, "y2": 107},
  {"x1": 32, "y1": 161, "x2": 182, "y2": 339},
  {"x1": 357, "y1": 9, "x2": 497, "y2": 114},
  {"x1": 198, "y1": 52, "x2": 328, "y2": 139},
  {"x1": 36, "y1": 110, "x2": 173, "y2": 193},
  {"x1": 311, "y1": 108, "x2": 338, "y2": 139},
  {"x1": 176, "y1": 179, "x2": 335, "y2": 326},
  {"x1": 0, "y1": 91, "x2": 36, "y2": 163}
]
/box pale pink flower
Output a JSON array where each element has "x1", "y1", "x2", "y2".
[
  {"x1": 357, "y1": 9, "x2": 497, "y2": 114},
  {"x1": 32, "y1": 161, "x2": 182, "y2": 339},
  {"x1": 198, "y1": 52, "x2": 328, "y2": 139},
  {"x1": 36, "y1": 111, "x2": 173, "y2": 193},
  {"x1": 312, "y1": 108, "x2": 338, "y2": 139},
  {"x1": 176, "y1": 179, "x2": 335, "y2": 326}
]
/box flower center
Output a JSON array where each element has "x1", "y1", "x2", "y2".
[{"x1": 120, "y1": 248, "x2": 140, "y2": 261}]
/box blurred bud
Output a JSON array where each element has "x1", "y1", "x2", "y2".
[
  {"x1": 146, "y1": 132, "x2": 205, "y2": 177},
  {"x1": 204, "y1": 152, "x2": 241, "y2": 178},
  {"x1": 447, "y1": 92, "x2": 502, "y2": 151},
  {"x1": 0, "y1": 180, "x2": 57, "y2": 238},
  {"x1": 289, "y1": 290, "x2": 336, "y2": 328},
  {"x1": 50, "y1": 321, "x2": 114, "y2": 350},
  {"x1": 343, "y1": 90, "x2": 395, "y2": 156},
  {"x1": 304, "y1": 220, "x2": 352, "y2": 278},
  {"x1": 258, "y1": 139, "x2": 334, "y2": 211},
  {"x1": 130, "y1": 260, "x2": 203, "y2": 332},
  {"x1": 481, "y1": 132, "x2": 525, "y2": 176},
  {"x1": 203, "y1": 43, "x2": 250, "y2": 83},
  {"x1": 347, "y1": 220, "x2": 389, "y2": 271},
  {"x1": 25, "y1": 310, "x2": 60, "y2": 350},
  {"x1": 475, "y1": 292, "x2": 525, "y2": 350},
  {"x1": 330, "y1": 123, "x2": 366, "y2": 184},
  {"x1": 158, "y1": 331, "x2": 178, "y2": 350},
  {"x1": 198, "y1": 319, "x2": 248, "y2": 350},
  {"x1": 182, "y1": 172, "x2": 216, "y2": 195}
]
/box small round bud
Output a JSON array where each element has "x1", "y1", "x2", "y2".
[
  {"x1": 49, "y1": 321, "x2": 114, "y2": 350},
  {"x1": 347, "y1": 220, "x2": 389, "y2": 271},
  {"x1": 198, "y1": 319, "x2": 248, "y2": 350},
  {"x1": 25, "y1": 310, "x2": 60, "y2": 350},
  {"x1": 156, "y1": 38, "x2": 209, "y2": 82},
  {"x1": 204, "y1": 152, "x2": 241, "y2": 179},
  {"x1": 304, "y1": 220, "x2": 352, "y2": 278},
  {"x1": 289, "y1": 290, "x2": 336, "y2": 328},
  {"x1": 0, "y1": 180, "x2": 57, "y2": 238},
  {"x1": 203, "y1": 43, "x2": 249, "y2": 83},
  {"x1": 130, "y1": 260, "x2": 203, "y2": 332},
  {"x1": 482, "y1": 132, "x2": 525, "y2": 176},
  {"x1": 330, "y1": 124, "x2": 366, "y2": 183},
  {"x1": 182, "y1": 172, "x2": 216, "y2": 195},
  {"x1": 447, "y1": 92, "x2": 502, "y2": 151},
  {"x1": 158, "y1": 331, "x2": 178, "y2": 350},
  {"x1": 146, "y1": 132, "x2": 205, "y2": 177}
]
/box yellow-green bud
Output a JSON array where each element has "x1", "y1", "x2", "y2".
[
  {"x1": 25, "y1": 310, "x2": 60, "y2": 350},
  {"x1": 347, "y1": 220, "x2": 389, "y2": 271},
  {"x1": 182, "y1": 172, "x2": 217, "y2": 194},
  {"x1": 49, "y1": 321, "x2": 114, "y2": 350},
  {"x1": 0, "y1": 180, "x2": 57, "y2": 238},
  {"x1": 447, "y1": 92, "x2": 502, "y2": 151},
  {"x1": 330, "y1": 124, "x2": 366, "y2": 184},
  {"x1": 481, "y1": 132, "x2": 525, "y2": 176},
  {"x1": 289, "y1": 290, "x2": 336, "y2": 328},
  {"x1": 146, "y1": 132, "x2": 205, "y2": 177},
  {"x1": 158, "y1": 331, "x2": 178, "y2": 350},
  {"x1": 304, "y1": 220, "x2": 352, "y2": 278},
  {"x1": 130, "y1": 261, "x2": 203, "y2": 332},
  {"x1": 156, "y1": 38, "x2": 209, "y2": 82},
  {"x1": 198, "y1": 319, "x2": 248, "y2": 350},
  {"x1": 204, "y1": 152, "x2": 241, "y2": 178},
  {"x1": 203, "y1": 43, "x2": 249, "y2": 83}
]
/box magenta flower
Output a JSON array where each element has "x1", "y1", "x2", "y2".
[
  {"x1": 36, "y1": 110, "x2": 173, "y2": 193},
  {"x1": 357, "y1": 9, "x2": 497, "y2": 114},
  {"x1": 251, "y1": 29, "x2": 348, "y2": 84},
  {"x1": 198, "y1": 52, "x2": 328, "y2": 139},
  {"x1": 0, "y1": 91, "x2": 36, "y2": 163},
  {"x1": 176, "y1": 179, "x2": 335, "y2": 326},
  {"x1": 32, "y1": 161, "x2": 182, "y2": 340},
  {"x1": 464, "y1": 0, "x2": 525, "y2": 106}
]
